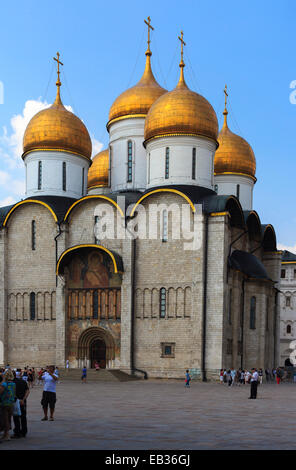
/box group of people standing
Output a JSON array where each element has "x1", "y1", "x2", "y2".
[{"x1": 0, "y1": 364, "x2": 59, "y2": 442}]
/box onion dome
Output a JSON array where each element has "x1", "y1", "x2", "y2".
[
  {"x1": 144, "y1": 37, "x2": 218, "y2": 145},
  {"x1": 87, "y1": 149, "x2": 109, "y2": 189},
  {"x1": 214, "y1": 87, "x2": 256, "y2": 178},
  {"x1": 107, "y1": 41, "x2": 167, "y2": 129},
  {"x1": 23, "y1": 65, "x2": 92, "y2": 160}
]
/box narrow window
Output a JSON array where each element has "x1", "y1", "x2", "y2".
[
  {"x1": 30, "y1": 293, "x2": 36, "y2": 320},
  {"x1": 228, "y1": 289, "x2": 232, "y2": 325},
  {"x1": 192, "y1": 148, "x2": 196, "y2": 180},
  {"x1": 294, "y1": 269, "x2": 296, "y2": 279},
  {"x1": 236, "y1": 184, "x2": 240, "y2": 199},
  {"x1": 160, "y1": 288, "x2": 166, "y2": 318},
  {"x1": 93, "y1": 291, "x2": 98, "y2": 319},
  {"x1": 63, "y1": 162, "x2": 66, "y2": 191},
  {"x1": 109, "y1": 145, "x2": 112, "y2": 187},
  {"x1": 281, "y1": 269, "x2": 286, "y2": 278},
  {"x1": 31, "y1": 220, "x2": 36, "y2": 251},
  {"x1": 148, "y1": 153, "x2": 150, "y2": 184},
  {"x1": 38, "y1": 161, "x2": 42, "y2": 190},
  {"x1": 165, "y1": 147, "x2": 169, "y2": 179},
  {"x1": 82, "y1": 168, "x2": 85, "y2": 195},
  {"x1": 162, "y1": 210, "x2": 168, "y2": 242},
  {"x1": 250, "y1": 296, "x2": 256, "y2": 329},
  {"x1": 127, "y1": 141, "x2": 133, "y2": 182},
  {"x1": 94, "y1": 215, "x2": 100, "y2": 244},
  {"x1": 286, "y1": 296, "x2": 291, "y2": 307},
  {"x1": 287, "y1": 324, "x2": 292, "y2": 334},
  {"x1": 214, "y1": 184, "x2": 218, "y2": 193}
]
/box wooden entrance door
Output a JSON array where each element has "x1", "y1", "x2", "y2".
[{"x1": 90, "y1": 339, "x2": 106, "y2": 368}]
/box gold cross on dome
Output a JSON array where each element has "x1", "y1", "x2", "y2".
[
  {"x1": 224, "y1": 84, "x2": 228, "y2": 108},
  {"x1": 144, "y1": 16, "x2": 154, "y2": 52},
  {"x1": 178, "y1": 30, "x2": 186, "y2": 64},
  {"x1": 53, "y1": 52, "x2": 64, "y2": 86}
]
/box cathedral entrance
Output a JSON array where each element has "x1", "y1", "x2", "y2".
[
  {"x1": 77, "y1": 326, "x2": 116, "y2": 369},
  {"x1": 90, "y1": 339, "x2": 106, "y2": 368}
]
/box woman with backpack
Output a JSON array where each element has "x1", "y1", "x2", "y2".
[{"x1": 0, "y1": 369, "x2": 16, "y2": 440}]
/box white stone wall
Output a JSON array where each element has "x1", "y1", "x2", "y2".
[
  {"x1": 24, "y1": 150, "x2": 90, "y2": 199},
  {"x1": 108, "y1": 118, "x2": 147, "y2": 192},
  {"x1": 146, "y1": 136, "x2": 216, "y2": 190},
  {"x1": 279, "y1": 262, "x2": 296, "y2": 365},
  {"x1": 214, "y1": 173, "x2": 255, "y2": 211}
]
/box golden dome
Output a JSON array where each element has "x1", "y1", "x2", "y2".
[
  {"x1": 144, "y1": 66, "x2": 218, "y2": 145},
  {"x1": 107, "y1": 50, "x2": 167, "y2": 129},
  {"x1": 23, "y1": 86, "x2": 92, "y2": 160},
  {"x1": 214, "y1": 108, "x2": 256, "y2": 178},
  {"x1": 87, "y1": 149, "x2": 109, "y2": 189}
]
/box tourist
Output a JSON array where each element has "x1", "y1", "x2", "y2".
[
  {"x1": 40, "y1": 365, "x2": 58, "y2": 421},
  {"x1": 265, "y1": 368, "x2": 270, "y2": 383},
  {"x1": 66, "y1": 360, "x2": 69, "y2": 373},
  {"x1": 249, "y1": 368, "x2": 259, "y2": 399},
  {"x1": 219, "y1": 369, "x2": 224, "y2": 384},
  {"x1": 226, "y1": 369, "x2": 232, "y2": 386},
  {"x1": 81, "y1": 365, "x2": 87, "y2": 384},
  {"x1": 95, "y1": 361, "x2": 100, "y2": 371},
  {"x1": 27, "y1": 369, "x2": 34, "y2": 389},
  {"x1": 258, "y1": 368, "x2": 263, "y2": 385},
  {"x1": 245, "y1": 370, "x2": 251, "y2": 384},
  {"x1": 185, "y1": 370, "x2": 191, "y2": 388},
  {"x1": 37, "y1": 368, "x2": 44, "y2": 385},
  {"x1": 239, "y1": 369, "x2": 245, "y2": 385},
  {"x1": 0, "y1": 369, "x2": 16, "y2": 440},
  {"x1": 223, "y1": 369, "x2": 227, "y2": 384},
  {"x1": 54, "y1": 367, "x2": 59, "y2": 377},
  {"x1": 12, "y1": 370, "x2": 30, "y2": 438},
  {"x1": 276, "y1": 367, "x2": 282, "y2": 385},
  {"x1": 22, "y1": 368, "x2": 28, "y2": 383},
  {"x1": 230, "y1": 368, "x2": 236, "y2": 386}
]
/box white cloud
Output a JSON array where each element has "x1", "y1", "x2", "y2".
[
  {"x1": 0, "y1": 196, "x2": 16, "y2": 207},
  {"x1": 0, "y1": 98, "x2": 103, "y2": 206},
  {"x1": 278, "y1": 243, "x2": 296, "y2": 254}
]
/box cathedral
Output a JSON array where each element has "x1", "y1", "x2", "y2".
[{"x1": 0, "y1": 22, "x2": 282, "y2": 379}]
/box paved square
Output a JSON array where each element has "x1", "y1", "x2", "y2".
[{"x1": 1, "y1": 379, "x2": 295, "y2": 450}]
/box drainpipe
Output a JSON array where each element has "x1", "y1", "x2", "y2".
[
  {"x1": 54, "y1": 223, "x2": 63, "y2": 287},
  {"x1": 126, "y1": 214, "x2": 148, "y2": 380},
  {"x1": 240, "y1": 277, "x2": 246, "y2": 369},
  {"x1": 202, "y1": 214, "x2": 209, "y2": 382}
]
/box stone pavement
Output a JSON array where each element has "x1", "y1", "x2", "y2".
[{"x1": 1, "y1": 379, "x2": 296, "y2": 450}]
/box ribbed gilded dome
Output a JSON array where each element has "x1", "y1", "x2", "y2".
[
  {"x1": 214, "y1": 108, "x2": 256, "y2": 178},
  {"x1": 23, "y1": 86, "x2": 92, "y2": 160},
  {"x1": 144, "y1": 66, "x2": 218, "y2": 144},
  {"x1": 87, "y1": 149, "x2": 109, "y2": 189},
  {"x1": 107, "y1": 50, "x2": 167, "y2": 129}
]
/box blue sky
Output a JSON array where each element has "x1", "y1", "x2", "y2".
[{"x1": 0, "y1": 0, "x2": 295, "y2": 250}]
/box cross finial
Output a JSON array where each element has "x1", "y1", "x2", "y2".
[
  {"x1": 178, "y1": 31, "x2": 186, "y2": 67},
  {"x1": 223, "y1": 84, "x2": 228, "y2": 116},
  {"x1": 53, "y1": 52, "x2": 64, "y2": 87},
  {"x1": 144, "y1": 16, "x2": 154, "y2": 55}
]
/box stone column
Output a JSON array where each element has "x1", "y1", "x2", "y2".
[
  {"x1": 0, "y1": 229, "x2": 7, "y2": 366},
  {"x1": 55, "y1": 223, "x2": 68, "y2": 367},
  {"x1": 119, "y1": 237, "x2": 133, "y2": 374}
]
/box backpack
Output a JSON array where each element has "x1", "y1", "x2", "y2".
[{"x1": 1, "y1": 381, "x2": 16, "y2": 406}]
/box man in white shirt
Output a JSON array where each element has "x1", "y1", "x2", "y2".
[
  {"x1": 40, "y1": 365, "x2": 58, "y2": 421},
  {"x1": 249, "y1": 368, "x2": 259, "y2": 399}
]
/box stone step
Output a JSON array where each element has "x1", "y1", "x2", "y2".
[{"x1": 56, "y1": 369, "x2": 140, "y2": 382}]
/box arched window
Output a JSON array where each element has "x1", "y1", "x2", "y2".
[
  {"x1": 192, "y1": 148, "x2": 196, "y2": 180},
  {"x1": 287, "y1": 324, "x2": 292, "y2": 334},
  {"x1": 127, "y1": 141, "x2": 133, "y2": 182},
  {"x1": 250, "y1": 296, "x2": 256, "y2": 329},
  {"x1": 236, "y1": 184, "x2": 240, "y2": 199},
  {"x1": 165, "y1": 147, "x2": 169, "y2": 179},
  {"x1": 30, "y1": 293, "x2": 36, "y2": 321},
  {"x1": 162, "y1": 210, "x2": 168, "y2": 242},
  {"x1": 38, "y1": 161, "x2": 42, "y2": 190},
  {"x1": 160, "y1": 288, "x2": 166, "y2": 318},
  {"x1": 31, "y1": 220, "x2": 36, "y2": 251},
  {"x1": 286, "y1": 296, "x2": 291, "y2": 307},
  {"x1": 214, "y1": 184, "x2": 218, "y2": 193},
  {"x1": 93, "y1": 291, "x2": 98, "y2": 319},
  {"x1": 63, "y1": 162, "x2": 66, "y2": 191}
]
